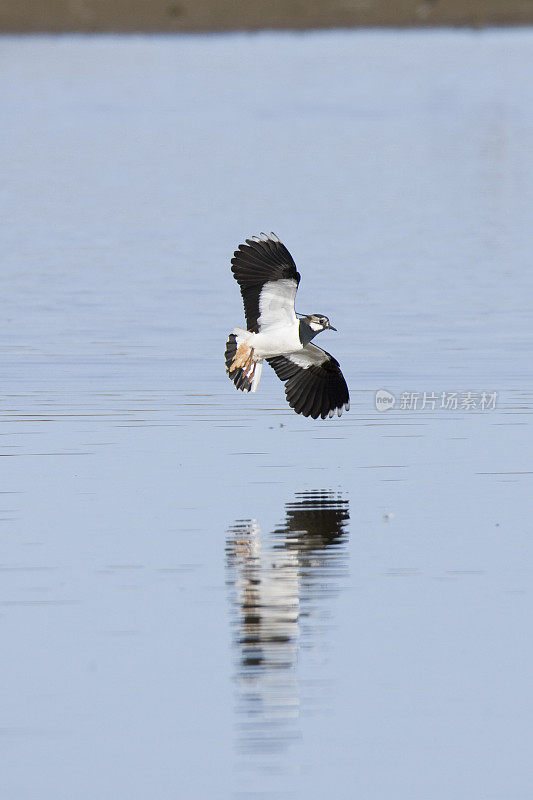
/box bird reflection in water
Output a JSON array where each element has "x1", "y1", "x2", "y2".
[{"x1": 225, "y1": 490, "x2": 349, "y2": 760}]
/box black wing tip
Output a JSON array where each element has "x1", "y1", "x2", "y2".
[
  {"x1": 301, "y1": 398, "x2": 350, "y2": 420},
  {"x1": 231, "y1": 232, "x2": 296, "y2": 266},
  {"x1": 230, "y1": 232, "x2": 288, "y2": 274},
  {"x1": 248, "y1": 232, "x2": 281, "y2": 245},
  {"x1": 286, "y1": 384, "x2": 350, "y2": 420},
  {"x1": 323, "y1": 399, "x2": 350, "y2": 419},
  {"x1": 230, "y1": 232, "x2": 281, "y2": 259}
]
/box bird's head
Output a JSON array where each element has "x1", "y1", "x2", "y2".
[{"x1": 305, "y1": 314, "x2": 337, "y2": 333}]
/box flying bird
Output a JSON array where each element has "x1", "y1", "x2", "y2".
[{"x1": 225, "y1": 233, "x2": 350, "y2": 419}]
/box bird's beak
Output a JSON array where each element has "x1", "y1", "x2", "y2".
[{"x1": 328, "y1": 322, "x2": 337, "y2": 331}]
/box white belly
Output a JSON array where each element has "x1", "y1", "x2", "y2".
[{"x1": 250, "y1": 323, "x2": 302, "y2": 359}]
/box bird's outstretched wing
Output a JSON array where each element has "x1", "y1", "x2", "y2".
[
  {"x1": 267, "y1": 344, "x2": 350, "y2": 419},
  {"x1": 231, "y1": 233, "x2": 300, "y2": 333}
]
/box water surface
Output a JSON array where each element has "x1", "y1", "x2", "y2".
[{"x1": 1, "y1": 30, "x2": 532, "y2": 800}]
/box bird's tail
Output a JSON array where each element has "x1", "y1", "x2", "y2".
[{"x1": 225, "y1": 329, "x2": 263, "y2": 393}]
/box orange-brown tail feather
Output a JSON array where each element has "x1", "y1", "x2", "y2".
[{"x1": 225, "y1": 333, "x2": 262, "y2": 393}]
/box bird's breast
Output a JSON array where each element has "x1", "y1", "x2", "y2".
[{"x1": 251, "y1": 324, "x2": 302, "y2": 359}]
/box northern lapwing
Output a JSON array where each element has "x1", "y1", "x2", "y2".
[{"x1": 225, "y1": 233, "x2": 350, "y2": 419}]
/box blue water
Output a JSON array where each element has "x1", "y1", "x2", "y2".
[{"x1": 1, "y1": 30, "x2": 532, "y2": 800}]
